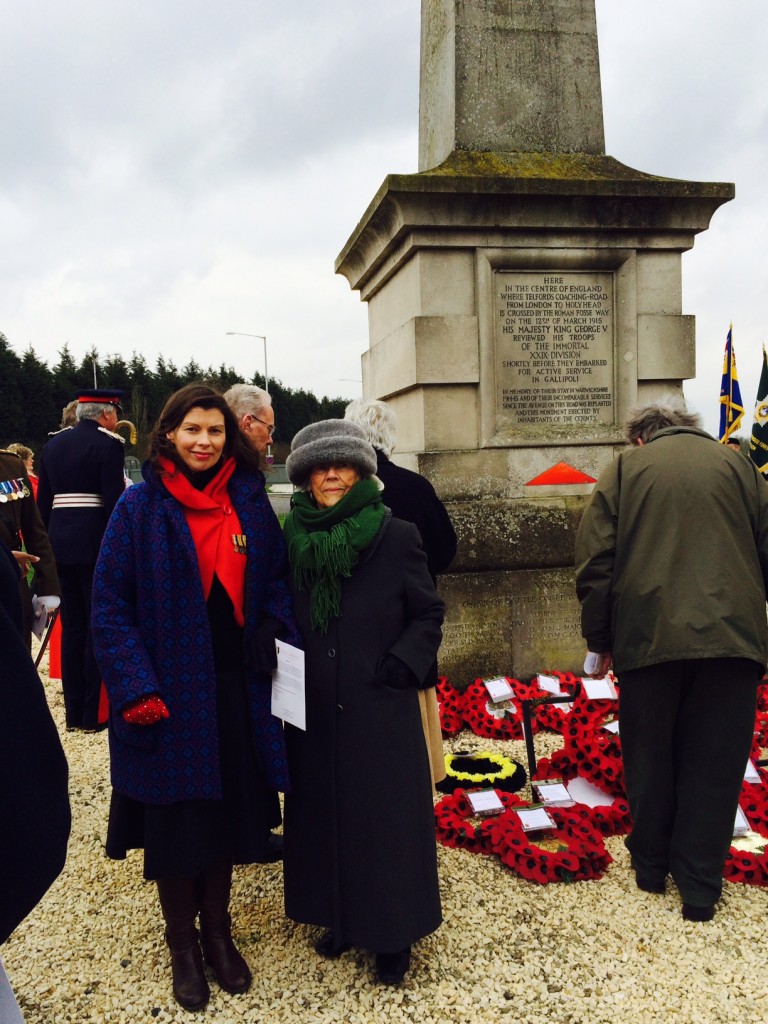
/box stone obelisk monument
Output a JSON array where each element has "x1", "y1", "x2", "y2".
[{"x1": 336, "y1": 0, "x2": 734, "y2": 684}]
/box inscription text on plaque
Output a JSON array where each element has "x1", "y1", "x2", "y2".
[{"x1": 495, "y1": 271, "x2": 614, "y2": 429}]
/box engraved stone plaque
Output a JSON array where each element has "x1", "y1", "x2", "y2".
[
  {"x1": 438, "y1": 567, "x2": 585, "y2": 685},
  {"x1": 495, "y1": 270, "x2": 614, "y2": 430}
]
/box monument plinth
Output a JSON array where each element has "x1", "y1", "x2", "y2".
[{"x1": 336, "y1": 0, "x2": 734, "y2": 684}]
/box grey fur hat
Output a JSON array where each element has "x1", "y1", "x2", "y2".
[{"x1": 286, "y1": 419, "x2": 377, "y2": 486}]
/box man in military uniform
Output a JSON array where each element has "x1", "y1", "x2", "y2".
[
  {"x1": 38, "y1": 389, "x2": 127, "y2": 731},
  {"x1": 0, "y1": 448, "x2": 60, "y2": 645}
]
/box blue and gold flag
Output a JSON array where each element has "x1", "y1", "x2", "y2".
[
  {"x1": 749, "y1": 345, "x2": 768, "y2": 476},
  {"x1": 719, "y1": 327, "x2": 744, "y2": 442}
]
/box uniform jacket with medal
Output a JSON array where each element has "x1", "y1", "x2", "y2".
[
  {"x1": 37, "y1": 419, "x2": 126, "y2": 565},
  {"x1": 0, "y1": 449, "x2": 59, "y2": 600}
]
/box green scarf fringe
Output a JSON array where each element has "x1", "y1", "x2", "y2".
[{"x1": 283, "y1": 477, "x2": 386, "y2": 633}]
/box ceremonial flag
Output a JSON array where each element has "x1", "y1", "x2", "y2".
[
  {"x1": 749, "y1": 345, "x2": 768, "y2": 476},
  {"x1": 719, "y1": 327, "x2": 744, "y2": 442}
]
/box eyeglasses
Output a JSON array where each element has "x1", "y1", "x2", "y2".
[{"x1": 249, "y1": 414, "x2": 275, "y2": 435}]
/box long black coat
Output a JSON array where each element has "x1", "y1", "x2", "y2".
[
  {"x1": 375, "y1": 451, "x2": 457, "y2": 582},
  {"x1": 0, "y1": 540, "x2": 70, "y2": 943},
  {"x1": 283, "y1": 514, "x2": 444, "y2": 954},
  {"x1": 0, "y1": 450, "x2": 60, "y2": 638}
]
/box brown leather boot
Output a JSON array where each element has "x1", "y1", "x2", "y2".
[
  {"x1": 156, "y1": 877, "x2": 210, "y2": 1012},
  {"x1": 199, "y1": 860, "x2": 252, "y2": 994}
]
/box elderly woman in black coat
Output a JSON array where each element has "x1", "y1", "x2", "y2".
[{"x1": 282, "y1": 419, "x2": 444, "y2": 986}]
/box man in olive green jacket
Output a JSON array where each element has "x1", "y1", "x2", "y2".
[{"x1": 576, "y1": 397, "x2": 768, "y2": 922}]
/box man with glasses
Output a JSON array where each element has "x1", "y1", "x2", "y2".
[
  {"x1": 223, "y1": 384, "x2": 275, "y2": 456},
  {"x1": 224, "y1": 382, "x2": 283, "y2": 863},
  {"x1": 38, "y1": 388, "x2": 126, "y2": 732}
]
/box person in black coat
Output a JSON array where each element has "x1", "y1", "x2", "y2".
[
  {"x1": 0, "y1": 448, "x2": 60, "y2": 646},
  {"x1": 345, "y1": 400, "x2": 456, "y2": 692},
  {"x1": 37, "y1": 388, "x2": 127, "y2": 731},
  {"x1": 283, "y1": 420, "x2": 444, "y2": 987},
  {"x1": 344, "y1": 399, "x2": 457, "y2": 583},
  {"x1": 0, "y1": 537, "x2": 71, "y2": 945}
]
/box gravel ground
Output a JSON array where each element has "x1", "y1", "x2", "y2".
[{"x1": 5, "y1": 661, "x2": 768, "y2": 1024}]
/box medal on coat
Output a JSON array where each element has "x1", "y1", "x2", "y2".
[{"x1": 231, "y1": 534, "x2": 247, "y2": 555}]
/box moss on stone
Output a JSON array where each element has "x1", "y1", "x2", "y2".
[{"x1": 423, "y1": 150, "x2": 669, "y2": 181}]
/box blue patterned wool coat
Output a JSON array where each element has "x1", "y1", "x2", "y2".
[{"x1": 92, "y1": 463, "x2": 299, "y2": 804}]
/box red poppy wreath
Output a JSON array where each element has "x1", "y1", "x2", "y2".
[
  {"x1": 487, "y1": 805, "x2": 613, "y2": 884},
  {"x1": 434, "y1": 787, "x2": 527, "y2": 856},
  {"x1": 461, "y1": 677, "x2": 538, "y2": 740},
  {"x1": 435, "y1": 676, "x2": 465, "y2": 737},
  {"x1": 533, "y1": 751, "x2": 632, "y2": 838}
]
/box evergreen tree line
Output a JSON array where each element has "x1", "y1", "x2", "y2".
[{"x1": 0, "y1": 334, "x2": 347, "y2": 462}]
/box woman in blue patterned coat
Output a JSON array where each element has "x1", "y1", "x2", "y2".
[{"x1": 92, "y1": 383, "x2": 299, "y2": 1012}]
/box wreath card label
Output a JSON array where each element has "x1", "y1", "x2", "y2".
[
  {"x1": 515, "y1": 807, "x2": 556, "y2": 832},
  {"x1": 537, "y1": 674, "x2": 566, "y2": 695},
  {"x1": 734, "y1": 805, "x2": 751, "y2": 837},
  {"x1": 467, "y1": 789, "x2": 506, "y2": 817},
  {"x1": 581, "y1": 676, "x2": 618, "y2": 701},
  {"x1": 532, "y1": 779, "x2": 574, "y2": 807},
  {"x1": 483, "y1": 677, "x2": 515, "y2": 704},
  {"x1": 744, "y1": 760, "x2": 761, "y2": 784}
]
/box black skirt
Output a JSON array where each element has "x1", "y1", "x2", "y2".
[{"x1": 106, "y1": 579, "x2": 281, "y2": 880}]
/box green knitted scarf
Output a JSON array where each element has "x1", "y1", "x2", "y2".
[{"x1": 283, "y1": 477, "x2": 386, "y2": 633}]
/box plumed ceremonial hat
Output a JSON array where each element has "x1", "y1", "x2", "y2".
[{"x1": 286, "y1": 419, "x2": 377, "y2": 486}]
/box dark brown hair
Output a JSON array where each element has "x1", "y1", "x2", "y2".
[{"x1": 148, "y1": 382, "x2": 261, "y2": 475}]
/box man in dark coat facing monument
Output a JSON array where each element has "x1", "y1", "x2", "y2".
[
  {"x1": 575, "y1": 396, "x2": 768, "y2": 922},
  {"x1": 37, "y1": 388, "x2": 127, "y2": 731}
]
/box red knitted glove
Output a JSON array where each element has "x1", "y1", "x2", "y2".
[{"x1": 122, "y1": 695, "x2": 170, "y2": 726}]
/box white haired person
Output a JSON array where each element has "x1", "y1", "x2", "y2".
[
  {"x1": 282, "y1": 419, "x2": 444, "y2": 985},
  {"x1": 223, "y1": 384, "x2": 274, "y2": 457},
  {"x1": 344, "y1": 399, "x2": 456, "y2": 584},
  {"x1": 576, "y1": 395, "x2": 768, "y2": 922}
]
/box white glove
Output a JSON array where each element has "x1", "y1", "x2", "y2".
[{"x1": 583, "y1": 651, "x2": 601, "y2": 675}]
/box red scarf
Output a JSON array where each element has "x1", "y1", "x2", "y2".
[{"x1": 159, "y1": 456, "x2": 246, "y2": 626}]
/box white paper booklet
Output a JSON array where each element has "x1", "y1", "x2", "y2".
[{"x1": 271, "y1": 641, "x2": 306, "y2": 731}]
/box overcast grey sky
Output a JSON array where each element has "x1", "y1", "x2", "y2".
[{"x1": 1, "y1": 1, "x2": 765, "y2": 435}]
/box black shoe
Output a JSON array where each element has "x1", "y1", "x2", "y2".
[
  {"x1": 682, "y1": 902, "x2": 715, "y2": 922},
  {"x1": 376, "y1": 947, "x2": 411, "y2": 985},
  {"x1": 314, "y1": 930, "x2": 351, "y2": 959},
  {"x1": 635, "y1": 873, "x2": 666, "y2": 894},
  {"x1": 254, "y1": 833, "x2": 283, "y2": 863}
]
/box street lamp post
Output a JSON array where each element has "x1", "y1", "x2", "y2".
[{"x1": 225, "y1": 331, "x2": 269, "y2": 394}]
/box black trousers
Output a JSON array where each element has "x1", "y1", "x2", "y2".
[
  {"x1": 58, "y1": 563, "x2": 102, "y2": 729},
  {"x1": 620, "y1": 658, "x2": 758, "y2": 907}
]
